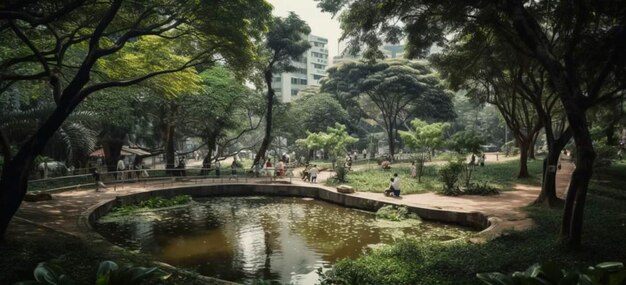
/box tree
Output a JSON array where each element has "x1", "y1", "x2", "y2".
[
  {"x1": 399, "y1": 119, "x2": 449, "y2": 160},
  {"x1": 252, "y1": 12, "x2": 311, "y2": 167},
  {"x1": 296, "y1": 123, "x2": 358, "y2": 168},
  {"x1": 432, "y1": 38, "x2": 544, "y2": 178},
  {"x1": 0, "y1": 0, "x2": 272, "y2": 241},
  {"x1": 448, "y1": 130, "x2": 486, "y2": 155},
  {"x1": 178, "y1": 66, "x2": 260, "y2": 171},
  {"x1": 318, "y1": 0, "x2": 626, "y2": 248},
  {"x1": 282, "y1": 87, "x2": 351, "y2": 143},
  {"x1": 321, "y1": 59, "x2": 453, "y2": 159}
]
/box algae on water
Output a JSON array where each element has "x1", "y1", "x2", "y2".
[{"x1": 376, "y1": 205, "x2": 421, "y2": 222}]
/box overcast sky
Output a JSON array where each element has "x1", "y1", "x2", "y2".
[{"x1": 267, "y1": 0, "x2": 342, "y2": 59}]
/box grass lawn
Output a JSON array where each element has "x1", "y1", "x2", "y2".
[
  {"x1": 320, "y1": 162, "x2": 626, "y2": 285},
  {"x1": 327, "y1": 159, "x2": 544, "y2": 194}
]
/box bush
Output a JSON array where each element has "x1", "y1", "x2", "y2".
[
  {"x1": 16, "y1": 259, "x2": 163, "y2": 285},
  {"x1": 333, "y1": 164, "x2": 348, "y2": 183},
  {"x1": 438, "y1": 161, "x2": 464, "y2": 196},
  {"x1": 463, "y1": 183, "x2": 500, "y2": 196}
]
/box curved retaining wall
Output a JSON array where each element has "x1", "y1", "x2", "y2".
[{"x1": 84, "y1": 184, "x2": 490, "y2": 231}]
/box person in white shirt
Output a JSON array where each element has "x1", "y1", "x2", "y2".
[
  {"x1": 116, "y1": 159, "x2": 125, "y2": 180},
  {"x1": 391, "y1": 173, "x2": 401, "y2": 197},
  {"x1": 308, "y1": 165, "x2": 320, "y2": 183}
]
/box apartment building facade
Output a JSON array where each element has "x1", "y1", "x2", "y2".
[{"x1": 272, "y1": 34, "x2": 329, "y2": 103}]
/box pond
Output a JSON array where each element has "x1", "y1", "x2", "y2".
[{"x1": 95, "y1": 196, "x2": 473, "y2": 284}]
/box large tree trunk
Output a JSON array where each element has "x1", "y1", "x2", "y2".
[
  {"x1": 164, "y1": 124, "x2": 176, "y2": 174},
  {"x1": 534, "y1": 127, "x2": 570, "y2": 207},
  {"x1": 528, "y1": 132, "x2": 539, "y2": 160},
  {"x1": 517, "y1": 138, "x2": 530, "y2": 178},
  {"x1": 253, "y1": 70, "x2": 275, "y2": 167},
  {"x1": 201, "y1": 135, "x2": 217, "y2": 175},
  {"x1": 560, "y1": 111, "x2": 595, "y2": 249},
  {"x1": 536, "y1": 148, "x2": 563, "y2": 207},
  {"x1": 0, "y1": 106, "x2": 73, "y2": 241},
  {"x1": 387, "y1": 126, "x2": 396, "y2": 160}
]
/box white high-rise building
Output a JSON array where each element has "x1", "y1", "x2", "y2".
[{"x1": 273, "y1": 34, "x2": 329, "y2": 103}]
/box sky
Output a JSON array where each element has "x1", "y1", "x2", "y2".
[{"x1": 267, "y1": 0, "x2": 342, "y2": 59}]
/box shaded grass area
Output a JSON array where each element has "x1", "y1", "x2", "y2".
[
  {"x1": 0, "y1": 221, "x2": 214, "y2": 285},
  {"x1": 319, "y1": 163, "x2": 626, "y2": 285},
  {"x1": 589, "y1": 161, "x2": 626, "y2": 200},
  {"x1": 327, "y1": 159, "x2": 543, "y2": 194}
]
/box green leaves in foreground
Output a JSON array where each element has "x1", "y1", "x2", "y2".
[
  {"x1": 477, "y1": 262, "x2": 626, "y2": 285},
  {"x1": 15, "y1": 260, "x2": 167, "y2": 285}
]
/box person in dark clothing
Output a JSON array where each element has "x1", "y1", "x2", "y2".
[{"x1": 91, "y1": 168, "x2": 106, "y2": 192}]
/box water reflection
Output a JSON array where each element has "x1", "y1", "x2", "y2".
[{"x1": 95, "y1": 196, "x2": 471, "y2": 284}]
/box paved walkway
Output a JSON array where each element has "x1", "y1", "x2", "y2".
[{"x1": 11, "y1": 157, "x2": 575, "y2": 241}]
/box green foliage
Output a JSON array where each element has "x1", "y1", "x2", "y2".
[
  {"x1": 317, "y1": 188, "x2": 626, "y2": 285},
  {"x1": 400, "y1": 119, "x2": 450, "y2": 156},
  {"x1": 477, "y1": 262, "x2": 626, "y2": 285},
  {"x1": 375, "y1": 205, "x2": 418, "y2": 221},
  {"x1": 321, "y1": 59, "x2": 454, "y2": 155},
  {"x1": 282, "y1": 88, "x2": 352, "y2": 140},
  {"x1": 296, "y1": 123, "x2": 358, "y2": 163},
  {"x1": 264, "y1": 12, "x2": 312, "y2": 73},
  {"x1": 449, "y1": 130, "x2": 486, "y2": 154},
  {"x1": 15, "y1": 260, "x2": 162, "y2": 285},
  {"x1": 95, "y1": 260, "x2": 162, "y2": 285},
  {"x1": 464, "y1": 183, "x2": 500, "y2": 196},
  {"x1": 438, "y1": 161, "x2": 464, "y2": 196},
  {"x1": 333, "y1": 164, "x2": 349, "y2": 183},
  {"x1": 112, "y1": 195, "x2": 192, "y2": 214}
]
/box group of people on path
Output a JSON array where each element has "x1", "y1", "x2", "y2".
[{"x1": 253, "y1": 158, "x2": 291, "y2": 178}]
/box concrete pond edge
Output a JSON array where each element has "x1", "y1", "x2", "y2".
[{"x1": 78, "y1": 183, "x2": 512, "y2": 284}]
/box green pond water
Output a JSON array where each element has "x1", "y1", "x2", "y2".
[{"x1": 95, "y1": 196, "x2": 473, "y2": 284}]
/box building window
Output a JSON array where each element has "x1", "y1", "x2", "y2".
[
  {"x1": 274, "y1": 76, "x2": 281, "y2": 82},
  {"x1": 313, "y1": 63, "x2": 325, "y2": 69},
  {"x1": 313, "y1": 74, "x2": 323, "y2": 80},
  {"x1": 313, "y1": 42, "x2": 326, "y2": 48},
  {"x1": 291, "y1": 89, "x2": 299, "y2": 96},
  {"x1": 291, "y1": 77, "x2": 298, "y2": 84},
  {"x1": 300, "y1": 79, "x2": 307, "y2": 85}
]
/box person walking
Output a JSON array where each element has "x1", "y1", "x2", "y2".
[
  {"x1": 309, "y1": 164, "x2": 319, "y2": 183},
  {"x1": 92, "y1": 168, "x2": 106, "y2": 192}
]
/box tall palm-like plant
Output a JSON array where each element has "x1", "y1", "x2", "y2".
[{"x1": 1, "y1": 105, "x2": 97, "y2": 169}]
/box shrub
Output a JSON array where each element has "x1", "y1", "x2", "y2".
[
  {"x1": 438, "y1": 161, "x2": 464, "y2": 196},
  {"x1": 16, "y1": 259, "x2": 164, "y2": 285},
  {"x1": 333, "y1": 164, "x2": 348, "y2": 183},
  {"x1": 463, "y1": 183, "x2": 500, "y2": 196}
]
